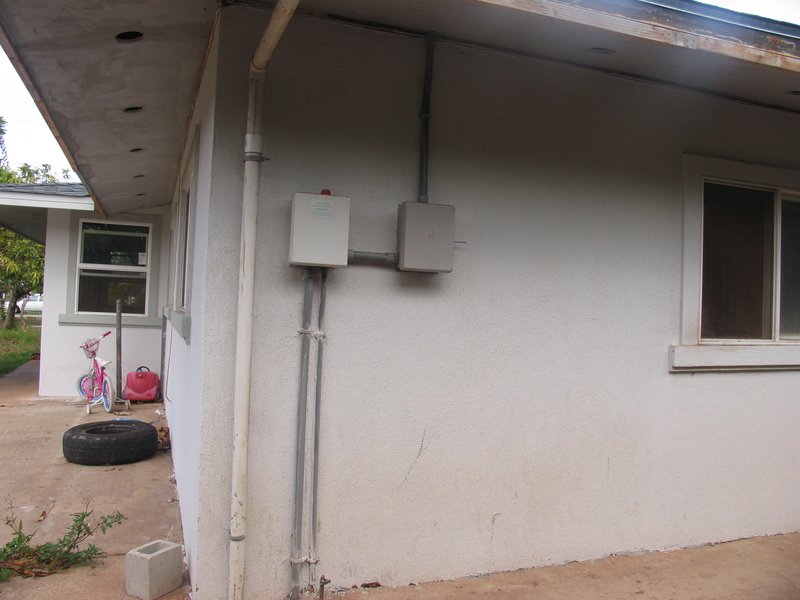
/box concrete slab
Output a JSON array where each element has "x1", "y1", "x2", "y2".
[{"x1": 0, "y1": 360, "x2": 189, "y2": 600}]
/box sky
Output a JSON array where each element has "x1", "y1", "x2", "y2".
[
  {"x1": 0, "y1": 51, "x2": 74, "y2": 177},
  {"x1": 1, "y1": 0, "x2": 800, "y2": 179}
]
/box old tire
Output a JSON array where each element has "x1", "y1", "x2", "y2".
[{"x1": 62, "y1": 421, "x2": 158, "y2": 466}]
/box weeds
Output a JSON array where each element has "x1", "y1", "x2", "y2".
[
  {"x1": 0, "y1": 502, "x2": 126, "y2": 581},
  {"x1": 0, "y1": 326, "x2": 40, "y2": 378}
]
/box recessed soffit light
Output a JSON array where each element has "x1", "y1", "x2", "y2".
[{"x1": 116, "y1": 31, "x2": 144, "y2": 43}]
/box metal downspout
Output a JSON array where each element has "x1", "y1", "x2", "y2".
[
  {"x1": 291, "y1": 269, "x2": 316, "y2": 599},
  {"x1": 228, "y1": 2, "x2": 300, "y2": 600}
]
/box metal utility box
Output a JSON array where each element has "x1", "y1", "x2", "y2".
[
  {"x1": 397, "y1": 201, "x2": 455, "y2": 273},
  {"x1": 289, "y1": 192, "x2": 350, "y2": 267}
]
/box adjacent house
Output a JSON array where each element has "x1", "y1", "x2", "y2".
[{"x1": 2, "y1": 0, "x2": 800, "y2": 598}]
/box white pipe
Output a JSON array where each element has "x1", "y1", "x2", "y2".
[{"x1": 228, "y1": 2, "x2": 300, "y2": 600}]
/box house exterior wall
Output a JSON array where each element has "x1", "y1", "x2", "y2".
[
  {"x1": 161, "y1": 21, "x2": 221, "y2": 593},
  {"x1": 172, "y1": 7, "x2": 800, "y2": 599},
  {"x1": 39, "y1": 207, "x2": 169, "y2": 397}
]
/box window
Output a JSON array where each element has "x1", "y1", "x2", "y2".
[
  {"x1": 672, "y1": 155, "x2": 800, "y2": 371},
  {"x1": 77, "y1": 221, "x2": 150, "y2": 315},
  {"x1": 700, "y1": 182, "x2": 800, "y2": 341},
  {"x1": 164, "y1": 125, "x2": 198, "y2": 341},
  {"x1": 175, "y1": 185, "x2": 192, "y2": 311}
]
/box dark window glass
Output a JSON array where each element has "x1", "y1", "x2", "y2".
[
  {"x1": 702, "y1": 183, "x2": 774, "y2": 339},
  {"x1": 780, "y1": 199, "x2": 800, "y2": 338},
  {"x1": 77, "y1": 270, "x2": 146, "y2": 314},
  {"x1": 81, "y1": 223, "x2": 148, "y2": 267}
]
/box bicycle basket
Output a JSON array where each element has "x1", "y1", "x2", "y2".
[{"x1": 82, "y1": 340, "x2": 99, "y2": 358}]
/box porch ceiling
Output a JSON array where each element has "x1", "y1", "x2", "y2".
[
  {"x1": 0, "y1": 0, "x2": 218, "y2": 217},
  {"x1": 1, "y1": 0, "x2": 800, "y2": 218}
]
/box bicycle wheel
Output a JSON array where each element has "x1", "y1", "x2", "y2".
[
  {"x1": 102, "y1": 376, "x2": 115, "y2": 413},
  {"x1": 77, "y1": 372, "x2": 93, "y2": 398}
]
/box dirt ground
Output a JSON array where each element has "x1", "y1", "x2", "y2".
[{"x1": 338, "y1": 534, "x2": 800, "y2": 600}]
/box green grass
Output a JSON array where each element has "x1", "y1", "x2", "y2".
[{"x1": 0, "y1": 326, "x2": 40, "y2": 378}]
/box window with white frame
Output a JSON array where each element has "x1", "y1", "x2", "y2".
[
  {"x1": 77, "y1": 221, "x2": 150, "y2": 315},
  {"x1": 701, "y1": 182, "x2": 800, "y2": 341},
  {"x1": 672, "y1": 155, "x2": 800, "y2": 371}
]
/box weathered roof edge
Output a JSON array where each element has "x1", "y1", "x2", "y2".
[{"x1": 0, "y1": 182, "x2": 89, "y2": 197}]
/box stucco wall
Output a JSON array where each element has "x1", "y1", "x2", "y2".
[
  {"x1": 39, "y1": 207, "x2": 169, "y2": 397},
  {"x1": 180, "y1": 7, "x2": 800, "y2": 599},
  {"x1": 160, "y1": 21, "x2": 221, "y2": 596}
]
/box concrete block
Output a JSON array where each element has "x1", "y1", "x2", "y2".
[{"x1": 126, "y1": 540, "x2": 183, "y2": 600}]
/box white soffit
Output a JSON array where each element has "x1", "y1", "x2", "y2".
[
  {"x1": 0, "y1": 191, "x2": 93, "y2": 211},
  {"x1": 0, "y1": 0, "x2": 218, "y2": 217}
]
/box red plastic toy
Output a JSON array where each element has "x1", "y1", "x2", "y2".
[{"x1": 123, "y1": 366, "x2": 161, "y2": 402}]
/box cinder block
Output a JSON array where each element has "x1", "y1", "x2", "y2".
[{"x1": 126, "y1": 540, "x2": 183, "y2": 600}]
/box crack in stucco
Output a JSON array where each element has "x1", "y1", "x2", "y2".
[{"x1": 397, "y1": 427, "x2": 431, "y2": 491}]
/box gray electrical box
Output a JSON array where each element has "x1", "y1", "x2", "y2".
[{"x1": 397, "y1": 201, "x2": 455, "y2": 273}]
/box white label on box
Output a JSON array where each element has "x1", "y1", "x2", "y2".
[{"x1": 312, "y1": 200, "x2": 335, "y2": 219}]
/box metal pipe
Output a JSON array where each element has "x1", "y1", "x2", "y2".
[
  {"x1": 291, "y1": 268, "x2": 316, "y2": 599},
  {"x1": 115, "y1": 299, "x2": 122, "y2": 401},
  {"x1": 418, "y1": 34, "x2": 437, "y2": 204},
  {"x1": 252, "y1": 0, "x2": 300, "y2": 72},
  {"x1": 309, "y1": 268, "x2": 328, "y2": 585},
  {"x1": 228, "y1": 3, "x2": 299, "y2": 600},
  {"x1": 348, "y1": 250, "x2": 399, "y2": 264}
]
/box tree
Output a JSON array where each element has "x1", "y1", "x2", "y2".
[
  {"x1": 0, "y1": 229, "x2": 43, "y2": 329},
  {"x1": 0, "y1": 116, "x2": 66, "y2": 328},
  {"x1": 0, "y1": 117, "x2": 69, "y2": 183}
]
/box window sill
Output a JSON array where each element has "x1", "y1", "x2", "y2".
[
  {"x1": 164, "y1": 307, "x2": 191, "y2": 342},
  {"x1": 58, "y1": 313, "x2": 162, "y2": 328},
  {"x1": 670, "y1": 344, "x2": 800, "y2": 372}
]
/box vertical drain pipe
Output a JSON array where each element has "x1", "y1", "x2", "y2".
[
  {"x1": 291, "y1": 268, "x2": 316, "y2": 599},
  {"x1": 228, "y1": 2, "x2": 300, "y2": 600},
  {"x1": 418, "y1": 34, "x2": 438, "y2": 204},
  {"x1": 228, "y1": 67, "x2": 264, "y2": 600},
  {"x1": 309, "y1": 267, "x2": 328, "y2": 586}
]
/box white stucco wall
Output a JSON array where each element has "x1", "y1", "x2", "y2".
[
  {"x1": 160, "y1": 21, "x2": 220, "y2": 596},
  {"x1": 39, "y1": 207, "x2": 169, "y2": 397},
  {"x1": 172, "y1": 7, "x2": 800, "y2": 599}
]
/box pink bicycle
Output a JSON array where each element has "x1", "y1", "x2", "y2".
[{"x1": 77, "y1": 331, "x2": 128, "y2": 413}]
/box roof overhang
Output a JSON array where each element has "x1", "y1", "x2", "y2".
[
  {"x1": 1, "y1": 0, "x2": 800, "y2": 222},
  {"x1": 0, "y1": 183, "x2": 93, "y2": 244}
]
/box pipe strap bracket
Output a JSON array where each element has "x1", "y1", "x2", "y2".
[{"x1": 298, "y1": 328, "x2": 325, "y2": 340}]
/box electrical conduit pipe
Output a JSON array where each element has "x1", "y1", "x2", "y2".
[
  {"x1": 291, "y1": 269, "x2": 316, "y2": 599},
  {"x1": 228, "y1": 2, "x2": 300, "y2": 600}
]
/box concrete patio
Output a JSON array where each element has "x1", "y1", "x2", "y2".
[
  {"x1": 0, "y1": 360, "x2": 189, "y2": 600},
  {"x1": 1, "y1": 359, "x2": 799, "y2": 600}
]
